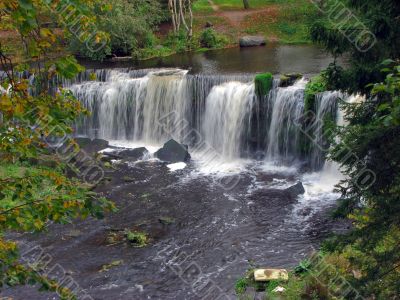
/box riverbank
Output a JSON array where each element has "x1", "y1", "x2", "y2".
[{"x1": 0, "y1": 0, "x2": 324, "y2": 64}]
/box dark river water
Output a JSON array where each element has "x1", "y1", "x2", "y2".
[
  {"x1": 79, "y1": 44, "x2": 342, "y2": 75},
  {"x1": 4, "y1": 159, "x2": 346, "y2": 300},
  {"x1": 3, "y1": 45, "x2": 348, "y2": 300}
]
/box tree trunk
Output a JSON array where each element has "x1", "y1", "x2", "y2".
[{"x1": 243, "y1": 0, "x2": 250, "y2": 9}]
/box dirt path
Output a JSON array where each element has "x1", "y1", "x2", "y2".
[{"x1": 206, "y1": 0, "x2": 279, "y2": 28}]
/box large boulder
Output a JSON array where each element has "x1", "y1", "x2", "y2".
[
  {"x1": 285, "y1": 182, "x2": 305, "y2": 197},
  {"x1": 239, "y1": 36, "x2": 266, "y2": 47},
  {"x1": 118, "y1": 147, "x2": 149, "y2": 160},
  {"x1": 279, "y1": 73, "x2": 303, "y2": 87},
  {"x1": 155, "y1": 139, "x2": 191, "y2": 163},
  {"x1": 99, "y1": 147, "x2": 149, "y2": 162}
]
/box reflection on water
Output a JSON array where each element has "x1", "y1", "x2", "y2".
[{"x1": 79, "y1": 43, "x2": 344, "y2": 75}]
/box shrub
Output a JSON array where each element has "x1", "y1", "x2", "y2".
[
  {"x1": 125, "y1": 230, "x2": 148, "y2": 247},
  {"x1": 69, "y1": 0, "x2": 166, "y2": 60},
  {"x1": 199, "y1": 28, "x2": 227, "y2": 49},
  {"x1": 304, "y1": 75, "x2": 327, "y2": 113}
]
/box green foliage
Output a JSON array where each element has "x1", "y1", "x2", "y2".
[
  {"x1": 0, "y1": 1, "x2": 115, "y2": 298},
  {"x1": 304, "y1": 75, "x2": 328, "y2": 113},
  {"x1": 293, "y1": 259, "x2": 311, "y2": 275},
  {"x1": 69, "y1": 0, "x2": 166, "y2": 60},
  {"x1": 124, "y1": 230, "x2": 148, "y2": 247},
  {"x1": 310, "y1": 0, "x2": 400, "y2": 94},
  {"x1": 164, "y1": 30, "x2": 197, "y2": 54},
  {"x1": 99, "y1": 260, "x2": 124, "y2": 273},
  {"x1": 295, "y1": 63, "x2": 400, "y2": 299},
  {"x1": 200, "y1": 28, "x2": 221, "y2": 48},
  {"x1": 235, "y1": 277, "x2": 248, "y2": 295},
  {"x1": 255, "y1": 72, "x2": 273, "y2": 97}
]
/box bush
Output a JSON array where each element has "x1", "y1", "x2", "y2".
[
  {"x1": 304, "y1": 75, "x2": 327, "y2": 113},
  {"x1": 69, "y1": 0, "x2": 166, "y2": 60},
  {"x1": 199, "y1": 28, "x2": 227, "y2": 49}
]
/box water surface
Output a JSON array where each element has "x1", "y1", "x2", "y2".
[{"x1": 79, "y1": 44, "x2": 341, "y2": 75}]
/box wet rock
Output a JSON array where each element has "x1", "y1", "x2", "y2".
[
  {"x1": 239, "y1": 36, "x2": 266, "y2": 47},
  {"x1": 118, "y1": 147, "x2": 149, "y2": 160},
  {"x1": 75, "y1": 137, "x2": 109, "y2": 155},
  {"x1": 272, "y1": 286, "x2": 286, "y2": 294},
  {"x1": 158, "y1": 217, "x2": 175, "y2": 225},
  {"x1": 66, "y1": 229, "x2": 82, "y2": 238},
  {"x1": 122, "y1": 176, "x2": 135, "y2": 183},
  {"x1": 285, "y1": 182, "x2": 305, "y2": 197},
  {"x1": 279, "y1": 73, "x2": 303, "y2": 87},
  {"x1": 98, "y1": 154, "x2": 115, "y2": 163},
  {"x1": 155, "y1": 139, "x2": 191, "y2": 163},
  {"x1": 297, "y1": 206, "x2": 312, "y2": 216}
]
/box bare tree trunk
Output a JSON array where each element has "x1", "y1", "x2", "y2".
[
  {"x1": 187, "y1": 0, "x2": 193, "y2": 38},
  {"x1": 168, "y1": 0, "x2": 193, "y2": 37},
  {"x1": 243, "y1": 0, "x2": 250, "y2": 9},
  {"x1": 168, "y1": 0, "x2": 177, "y2": 32}
]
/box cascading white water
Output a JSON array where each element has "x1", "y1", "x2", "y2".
[
  {"x1": 311, "y1": 91, "x2": 342, "y2": 169},
  {"x1": 303, "y1": 93, "x2": 366, "y2": 196},
  {"x1": 202, "y1": 81, "x2": 255, "y2": 160},
  {"x1": 69, "y1": 69, "x2": 190, "y2": 144},
  {"x1": 266, "y1": 79, "x2": 307, "y2": 161},
  {"x1": 66, "y1": 68, "x2": 360, "y2": 171}
]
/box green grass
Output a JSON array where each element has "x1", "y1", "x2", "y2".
[
  {"x1": 193, "y1": 0, "x2": 214, "y2": 13},
  {"x1": 213, "y1": 0, "x2": 283, "y2": 10},
  {"x1": 193, "y1": 0, "x2": 301, "y2": 12},
  {"x1": 242, "y1": 0, "x2": 323, "y2": 44}
]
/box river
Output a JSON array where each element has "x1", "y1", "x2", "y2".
[{"x1": 4, "y1": 45, "x2": 349, "y2": 300}]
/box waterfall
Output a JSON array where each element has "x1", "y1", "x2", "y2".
[
  {"x1": 310, "y1": 91, "x2": 342, "y2": 170},
  {"x1": 265, "y1": 79, "x2": 307, "y2": 161},
  {"x1": 202, "y1": 81, "x2": 255, "y2": 159},
  {"x1": 68, "y1": 68, "x2": 253, "y2": 151},
  {"x1": 70, "y1": 69, "x2": 190, "y2": 144},
  {"x1": 310, "y1": 93, "x2": 365, "y2": 191},
  {"x1": 65, "y1": 67, "x2": 357, "y2": 169}
]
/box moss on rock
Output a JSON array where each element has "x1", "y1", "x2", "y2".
[
  {"x1": 280, "y1": 73, "x2": 303, "y2": 87},
  {"x1": 304, "y1": 75, "x2": 327, "y2": 113},
  {"x1": 255, "y1": 72, "x2": 273, "y2": 97}
]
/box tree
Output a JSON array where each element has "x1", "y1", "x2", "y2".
[
  {"x1": 0, "y1": 1, "x2": 115, "y2": 298},
  {"x1": 303, "y1": 0, "x2": 400, "y2": 297},
  {"x1": 69, "y1": 0, "x2": 165, "y2": 60},
  {"x1": 168, "y1": 0, "x2": 193, "y2": 38},
  {"x1": 243, "y1": 0, "x2": 250, "y2": 9},
  {"x1": 310, "y1": 0, "x2": 400, "y2": 95}
]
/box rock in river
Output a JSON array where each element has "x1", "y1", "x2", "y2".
[
  {"x1": 239, "y1": 36, "x2": 266, "y2": 47},
  {"x1": 155, "y1": 139, "x2": 191, "y2": 163},
  {"x1": 285, "y1": 181, "x2": 305, "y2": 197},
  {"x1": 118, "y1": 147, "x2": 149, "y2": 160}
]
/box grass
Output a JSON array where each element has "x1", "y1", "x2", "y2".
[
  {"x1": 193, "y1": 0, "x2": 305, "y2": 12},
  {"x1": 193, "y1": 0, "x2": 214, "y2": 13},
  {"x1": 241, "y1": 0, "x2": 322, "y2": 44},
  {"x1": 192, "y1": 0, "x2": 325, "y2": 45}
]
